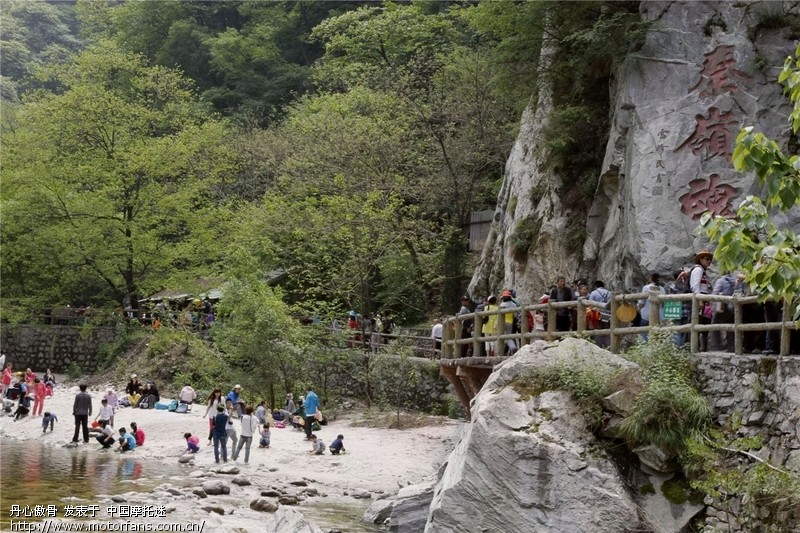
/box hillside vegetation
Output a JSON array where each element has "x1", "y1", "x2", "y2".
[{"x1": 1, "y1": 0, "x2": 645, "y2": 324}]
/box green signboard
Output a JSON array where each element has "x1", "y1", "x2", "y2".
[{"x1": 663, "y1": 300, "x2": 683, "y2": 320}]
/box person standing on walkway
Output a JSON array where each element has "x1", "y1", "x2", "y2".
[
  {"x1": 550, "y1": 277, "x2": 574, "y2": 332},
  {"x1": 303, "y1": 387, "x2": 320, "y2": 440},
  {"x1": 710, "y1": 271, "x2": 744, "y2": 352},
  {"x1": 72, "y1": 384, "x2": 93, "y2": 444},
  {"x1": 431, "y1": 318, "x2": 443, "y2": 353},
  {"x1": 637, "y1": 273, "x2": 665, "y2": 342},
  {"x1": 589, "y1": 281, "x2": 612, "y2": 348},
  {"x1": 499, "y1": 291, "x2": 518, "y2": 356},
  {"x1": 690, "y1": 250, "x2": 714, "y2": 352}
]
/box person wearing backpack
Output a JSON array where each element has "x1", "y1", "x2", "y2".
[
  {"x1": 589, "y1": 281, "x2": 612, "y2": 348},
  {"x1": 666, "y1": 269, "x2": 691, "y2": 347}
]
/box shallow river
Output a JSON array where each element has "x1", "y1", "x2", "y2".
[{"x1": 0, "y1": 440, "x2": 382, "y2": 532}]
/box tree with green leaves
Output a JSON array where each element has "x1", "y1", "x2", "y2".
[
  {"x1": 214, "y1": 256, "x2": 307, "y2": 406},
  {"x1": 702, "y1": 43, "x2": 800, "y2": 321},
  {"x1": 310, "y1": 3, "x2": 517, "y2": 309},
  {"x1": 232, "y1": 87, "x2": 440, "y2": 321},
  {"x1": 1, "y1": 42, "x2": 236, "y2": 310}
]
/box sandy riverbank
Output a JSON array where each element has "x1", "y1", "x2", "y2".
[{"x1": 0, "y1": 380, "x2": 462, "y2": 532}]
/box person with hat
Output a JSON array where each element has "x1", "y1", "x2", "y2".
[
  {"x1": 227, "y1": 385, "x2": 244, "y2": 419},
  {"x1": 690, "y1": 250, "x2": 714, "y2": 351},
  {"x1": 279, "y1": 393, "x2": 296, "y2": 421},
  {"x1": 125, "y1": 374, "x2": 142, "y2": 407},
  {"x1": 499, "y1": 291, "x2": 519, "y2": 355}
]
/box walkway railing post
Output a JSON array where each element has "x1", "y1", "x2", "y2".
[
  {"x1": 473, "y1": 312, "x2": 484, "y2": 358},
  {"x1": 547, "y1": 302, "x2": 556, "y2": 342},
  {"x1": 610, "y1": 295, "x2": 620, "y2": 353},
  {"x1": 454, "y1": 316, "x2": 463, "y2": 357},
  {"x1": 648, "y1": 289, "x2": 660, "y2": 335},
  {"x1": 734, "y1": 297, "x2": 743, "y2": 355},
  {"x1": 576, "y1": 298, "x2": 586, "y2": 336},
  {"x1": 442, "y1": 318, "x2": 452, "y2": 359},
  {"x1": 780, "y1": 298, "x2": 792, "y2": 357},
  {"x1": 690, "y1": 295, "x2": 700, "y2": 353}
]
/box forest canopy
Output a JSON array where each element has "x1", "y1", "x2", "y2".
[{"x1": 0, "y1": 0, "x2": 640, "y2": 324}]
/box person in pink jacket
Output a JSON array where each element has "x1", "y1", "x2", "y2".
[
  {"x1": 1, "y1": 363, "x2": 12, "y2": 397},
  {"x1": 32, "y1": 378, "x2": 47, "y2": 416}
]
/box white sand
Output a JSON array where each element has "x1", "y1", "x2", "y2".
[{"x1": 0, "y1": 381, "x2": 462, "y2": 531}]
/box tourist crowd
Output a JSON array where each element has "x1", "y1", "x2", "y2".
[
  {"x1": 2, "y1": 359, "x2": 346, "y2": 462},
  {"x1": 446, "y1": 249, "x2": 793, "y2": 356}
]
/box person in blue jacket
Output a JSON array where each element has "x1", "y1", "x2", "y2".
[
  {"x1": 212, "y1": 405, "x2": 229, "y2": 463},
  {"x1": 303, "y1": 387, "x2": 320, "y2": 440},
  {"x1": 227, "y1": 385, "x2": 244, "y2": 418},
  {"x1": 117, "y1": 427, "x2": 137, "y2": 452}
]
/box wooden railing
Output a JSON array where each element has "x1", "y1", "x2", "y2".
[{"x1": 442, "y1": 292, "x2": 798, "y2": 357}]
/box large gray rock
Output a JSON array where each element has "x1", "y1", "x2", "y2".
[
  {"x1": 200, "y1": 481, "x2": 230, "y2": 496},
  {"x1": 637, "y1": 473, "x2": 705, "y2": 533},
  {"x1": 250, "y1": 499, "x2": 278, "y2": 513},
  {"x1": 634, "y1": 444, "x2": 675, "y2": 474},
  {"x1": 470, "y1": 0, "x2": 800, "y2": 299},
  {"x1": 425, "y1": 340, "x2": 642, "y2": 532},
  {"x1": 363, "y1": 497, "x2": 395, "y2": 525},
  {"x1": 386, "y1": 481, "x2": 436, "y2": 532},
  {"x1": 270, "y1": 506, "x2": 324, "y2": 533},
  {"x1": 602, "y1": 389, "x2": 637, "y2": 417}
]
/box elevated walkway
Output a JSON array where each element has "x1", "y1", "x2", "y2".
[{"x1": 439, "y1": 293, "x2": 798, "y2": 416}]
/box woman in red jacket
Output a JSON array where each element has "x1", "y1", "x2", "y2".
[
  {"x1": 1, "y1": 363, "x2": 12, "y2": 397},
  {"x1": 32, "y1": 378, "x2": 47, "y2": 416}
]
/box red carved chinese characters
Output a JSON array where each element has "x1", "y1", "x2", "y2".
[
  {"x1": 689, "y1": 45, "x2": 751, "y2": 98},
  {"x1": 678, "y1": 174, "x2": 738, "y2": 220},
  {"x1": 675, "y1": 107, "x2": 738, "y2": 159},
  {"x1": 674, "y1": 46, "x2": 748, "y2": 220}
]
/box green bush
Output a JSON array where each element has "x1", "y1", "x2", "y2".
[
  {"x1": 510, "y1": 216, "x2": 541, "y2": 261},
  {"x1": 513, "y1": 352, "x2": 621, "y2": 428},
  {"x1": 66, "y1": 362, "x2": 82, "y2": 380},
  {"x1": 620, "y1": 331, "x2": 711, "y2": 453},
  {"x1": 96, "y1": 326, "x2": 149, "y2": 369}
]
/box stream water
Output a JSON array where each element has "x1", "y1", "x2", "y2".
[{"x1": 0, "y1": 440, "x2": 382, "y2": 532}]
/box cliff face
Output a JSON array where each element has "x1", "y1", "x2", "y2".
[{"x1": 470, "y1": 0, "x2": 800, "y2": 301}]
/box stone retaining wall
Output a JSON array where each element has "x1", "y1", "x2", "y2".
[
  {"x1": 0, "y1": 324, "x2": 118, "y2": 373},
  {"x1": 315, "y1": 351, "x2": 453, "y2": 414},
  {"x1": 693, "y1": 354, "x2": 800, "y2": 532}
]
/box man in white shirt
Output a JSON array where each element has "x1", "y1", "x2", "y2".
[
  {"x1": 95, "y1": 398, "x2": 114, "y2": 427},
  {"x1": 179, "y1": 384, "x2": 196, "y2": 405},
  {"x1": 431, "y1": 319, "x2": 443, "y2": 353},
  {"x1": 91, "y1": 420, "x2": 115, "y2": 448},
  {"x1": 638, "y1": 273, "x2": 665, "y2": 341},
  {"x1": 232, "y1": 406, "x2": 259, "y2": 464}
]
